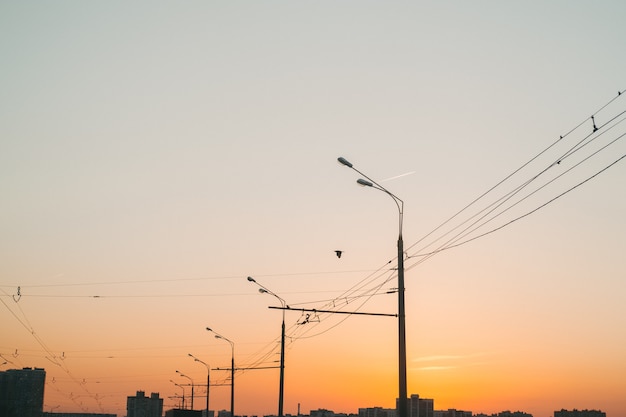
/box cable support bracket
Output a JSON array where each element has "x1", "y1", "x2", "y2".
[{"x1": 269, "y1": 306, "x2": 397, "y2": 317}]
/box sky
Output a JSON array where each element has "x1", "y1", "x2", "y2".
[{"x1": 1, "y1": 2, "x2": 625, "y2": 417}]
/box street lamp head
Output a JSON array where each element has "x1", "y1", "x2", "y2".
[
  {"x1": 259, "y1": 288, "x2": 268, "y2": 294},
  {"x1": 214, "y1": 335, "x2": 222, "y2": 340},
  {"x1": 357, "y1": 178, "x2": 374, "y2": 187},
  {"x1": 337, "y1": 156, "x2": 353, "y2": 168},
  {"x1": 247, "y1": 276, "x2": 256, "y2": 282},
  {"x1": 206, "y1": 327, "x2": 212, "y2": 332}
]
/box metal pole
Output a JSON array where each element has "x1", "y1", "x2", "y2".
[
  {"x1": 279, "y1": 312, "x2": 285, "y2": 417},
  {"x1": 177, "y1": 371, "x2": 194, "y2": 410},
  {"x1": 230, "y1": 344, "x2": 235, "y2": 417},
  {"x1": 337, "y1": 156, "x2": 408, "y2": 417},
  {"x1": 206, "y1": 328, "x2": 235, "y2": 417},
  {"x1": 247, "y1": 276, "x2": 287, "y2": 417},
  {"x1": 189, "y1": 354, "x2": 211, "y2": 417},
  {"x1": 398, "y1": 233, "x2": 407, "y2": 417}
]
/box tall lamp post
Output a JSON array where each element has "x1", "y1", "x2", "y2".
[
  {"x1": 170, "y1": 379, "x2": 186, "y2": 410},
  {"x1": 189, "y1": 353, "x2": 210, "y2": 417},
  {"x1": 206, "y1": 327, "x2": 235, "y2": 417},
  {"x1": 337, "y1": 156, "x2": 407, "y2": 417},
  {"x1": 176, "y1": 370, "x2": 194, "y2": 410},
  {"x1": 247, "y1": 276, "x2": 287, "y2": 417}
]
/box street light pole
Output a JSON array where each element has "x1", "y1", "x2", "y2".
[
  {"x1": 338, "y1": 156, "x2": 407, "y2": 417},
  {"x1": 206, "y1": 327, "x2": 235, "y2": 417},
  {"x1": 189, "y1": 353, "x2": 210, "y2": 417},
  {"x1": 177, "y1": 370, "x2": 194, "y2": 410},
  {"x1": 170, "y1": 379, "x2": 186, "y2": 410},
  {"x1": 247, "y1": 276, "x2": 287, "y2": 417}
]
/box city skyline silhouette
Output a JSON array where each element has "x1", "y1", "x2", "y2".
[{"x1": 2, "y1": 2, "x2": 625, "y2": 417}]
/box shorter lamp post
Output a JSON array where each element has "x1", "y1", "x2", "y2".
[
  {"x1": 176, "y1": 370, "x2": 194, "y2": 410},
  {"x1": 247, "y1": 276, "x2": 287, "y2": 417},
  {"x1": 170, "y1": 379, "x2": 186, "y2": 410},
  {"x1": 206, "y1": 327, "x2": 235, "y2": 417},
  {"x1": 189, "y1": 353, "x2": 210, "y2": 417}
]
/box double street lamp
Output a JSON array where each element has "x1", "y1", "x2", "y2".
[
  {"x1": 206, "y1": 327, "x2": 235, "y2": 417},
  {"x1": 188, "y1": 353, "x2": 210, "y2": 417},
  {"x1": 247, "y1": 276, "x2": 287, "y2": 417},
  {"x1": 338, "y1": 156, "x2": 408, "y2": 417}
]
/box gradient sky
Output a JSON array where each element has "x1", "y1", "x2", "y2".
[{"x1": 1, "y1": 2, "x2": 625, "y2": 417}]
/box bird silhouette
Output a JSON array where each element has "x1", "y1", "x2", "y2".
[{"x1": 335, "y1": 250, "x2": 343, "y2": 258}]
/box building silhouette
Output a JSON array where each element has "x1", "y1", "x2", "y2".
[
  {"x1": 554, "y1": 410, "x2": 605, "y2": 417},
  {"x1": 309, "y1": 410, "x2": 353, "y2": 417},
  {"x1": 475, "y1": 411, "x2": 532, "y2": 417},
  {"x1": 359, "y1": 407, "x2": 396, "y2": 417},
  {"x1": 416, "y1": 396, "x2": 434, "y2": 417},
  {"x1": 43, "y1": 413, "x2": 116, "y2": 417},
  {"x1": 0, "y1": 367, "x2": 46, "y2": 417},
  {"x1": 434, "y1": 410, "x2": 471, "y2": 417},
  {"x1": 164, "y1": 410, "x2": 202, "y2": 417},
  {"x1": 127, "y1": 391, "x2": 163, "y2": 417},
  {"x1": 395, "y1": 394, "x2": 434, "y2": 417}
]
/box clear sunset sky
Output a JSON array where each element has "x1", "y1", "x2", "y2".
[{"x1": 1, "y1": 2, "x2": 625, "y2": 417}]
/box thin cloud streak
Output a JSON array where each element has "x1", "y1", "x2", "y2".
[
  {"x1": 380, "y1": 171, "x2": 416, "y2": 183},
  {"x1": 415, "y1": 366, "x2": 457, "y2": 371},
  {"x1": 411, "y1": 353, "x2": 493, "y2": 371},
  {"x1": 413, "y1": 355, "x2": 464, "y2": 362},
  {"x1": 413, "y1": 352, "x2": 491, "y2": 362}
]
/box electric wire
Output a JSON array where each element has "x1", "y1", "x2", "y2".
[
  {"x1": 405, "y1": 90, "x2": 625, "y2": 263},
  {"x1": 406, "y1": 149, "x2": 626, "y2": 265},
  {"x1": 3, "y1": 90, "x2": 624, "y2": 410},
  {"x1": 405, "y1": 89, "x2": 625, "y2": 257},
  {"x1": 244, "y1": 92, "x2": 626, "y2": 359},
  {"x1": 0, "y1": 289, "x2": 107, "y2": 412},
  {"x1": 406, "y1": 125, "x2": 625, "y2": 264}
]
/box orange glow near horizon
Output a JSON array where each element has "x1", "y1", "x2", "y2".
[{"x1": 2, "y1": 2, "x2": 626, "y2": 417}]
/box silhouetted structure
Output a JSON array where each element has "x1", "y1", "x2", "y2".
[
  {"x1": 0, "y1": 367, "x2": 46, "y2": 417},
  {"x1": 498, "y1": 411, "x2": 532, "y2": 417},
  {"x1": 554, "y1": 410, "x2": 605, "y2": 417},
  {"x1": 311, "y1": 410, "x2": 336, "y2": 417},
  {"x1": 434, "y1": 409, "x2": 471, "y2": 417},
  {"x1": 417, "y1": 397, "x2": 434, "y2": 417},
  {"x1": 359, "y1": 407, "x2": 396, "y2": 417},
  {"x1": 165, "y1": 410, "x2": 202, "y2": 417},
  {"x1": 474, "y1": 411, "x2": 532, "y2": 417},
  {"x1": 127, "y1": 391, "x2": 163, "y2": 417},
  {"x1": 310, "y1": 411, "x2": 353, "y2": 417},
  {"x1": 396, "y1": 394, "x2": 434, "y2": 417},
  {"x1": 43, "y1": 413, "x2": 116, "y2": 417}
]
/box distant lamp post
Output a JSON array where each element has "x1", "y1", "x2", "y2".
[
  {"x1": 337, "y1": 156, "x2": 408, "y2": 417},
  {"x1": 189, "y1": 353, "x2": 210, "y2": 417},
  {"x1": 247, "y1": 276, "x2": 287, "y2": 417},
  {"x1": 176, "y1": 370, "x2": 194, "y2": 410},
  {"x1": 170, "y1": 379, "x2": 186, "y2": 410},
  {"x1": 206, "y1": 327, "x2": 235, "y2": 417}
]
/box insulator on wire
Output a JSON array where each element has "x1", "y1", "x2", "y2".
[{"x1": 591, "y1": 115, "x2": 598, "y2": 132}]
